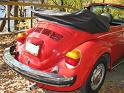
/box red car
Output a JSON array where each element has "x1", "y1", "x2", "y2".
[{"x1": 3, "y1": 3, "x2": 124, "y2": 93}]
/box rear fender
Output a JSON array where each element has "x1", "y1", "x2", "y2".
[{"x1": 74, "y1": 39, "x2": 111, "y2": 87}]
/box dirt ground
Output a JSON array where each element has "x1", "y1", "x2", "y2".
[{"x1": 100, "y1": 62, "x2": 124, "y2": 93}]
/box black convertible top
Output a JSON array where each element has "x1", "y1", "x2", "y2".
[{"x1": 33, "y1": 9, "x2": 110, "y2": 34}]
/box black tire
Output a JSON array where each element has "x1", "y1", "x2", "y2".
[{"x1": 79, "y1": 56, "x2": 107, "y2": 93}]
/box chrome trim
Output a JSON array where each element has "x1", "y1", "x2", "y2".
[{"x1": 3, "y1": 46, "x2": 75, "y2": 86}]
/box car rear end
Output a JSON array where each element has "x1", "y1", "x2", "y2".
[{"x1": 3, "y1": 20, "x2": 94, "y2": 91}]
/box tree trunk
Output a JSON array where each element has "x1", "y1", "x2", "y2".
[
  {"x1": 14, "y1": 6, "x2": 19, "y2": 30},
  {"x1": 40, "y1": 0, "x2": 45, "y2": 4},
  {"x1": 60, "y1": 0, "x2": 65, "y2": 11}
]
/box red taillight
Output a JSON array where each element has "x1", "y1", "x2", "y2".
[
  {"x1": 65, "y1": 57, "x2": 80, "y2": 66},
  {"x1": 65, "y1": 49, "x2": 81, "y2": 69},
  {"x1": 16, "y1": 32, "x2": 27, "y2": 43}
]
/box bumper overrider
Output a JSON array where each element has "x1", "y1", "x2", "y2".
[{"x1": 3, "y1": 46, "x2": 75, "y2": 86}]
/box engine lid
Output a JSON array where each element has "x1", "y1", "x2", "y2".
[{"x1": 22, "y1": 22, "x2": 94, "y2": 69}]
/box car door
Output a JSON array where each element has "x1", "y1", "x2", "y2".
[
  {"x1": 108, "y1": 5, "x2": 124, "y2": 64},
  {"x1": 109, "y1": 26, "x2": 124, "y2": 64},
  {"x1": 120, "y1": 26, "x2": 124, "y2": 54},
  {"x1": 111, "y1": 25, "x2": 124, "y2": 66},
  {"x1": 98, "y1": 25, "x2": 123, "y2": 64}
]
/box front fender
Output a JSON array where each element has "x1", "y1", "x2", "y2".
[{"x1": 74, "y1": 39, "x2": 111, "y2": 88}]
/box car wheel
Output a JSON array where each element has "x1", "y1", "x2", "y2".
[{"x1": 79, "y1": 57, "x2": 107, "y2": 93}]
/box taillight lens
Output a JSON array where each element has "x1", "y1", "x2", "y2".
[
  {"x1": 65, "y1": 49, "x2": 81, "y2": 69},
  {"x1": 16, "y1": 32, "x2": 27, "y2": 43}
]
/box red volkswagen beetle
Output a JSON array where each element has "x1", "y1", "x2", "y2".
[{"x1": 3, "y1": 3, "x2": 124, "y2": 93}]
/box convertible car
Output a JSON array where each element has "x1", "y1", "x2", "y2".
[{"x1": 3, "y1": 3, "x2": 124, "y2": 93}]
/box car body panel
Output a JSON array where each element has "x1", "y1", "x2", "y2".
[{"x1": 98, "y1": 26, "x2": 124, "y2": 64}]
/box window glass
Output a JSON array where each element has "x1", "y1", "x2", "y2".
[{"x1": 91, "y1": 5, "x2": 124, "y2": 21}]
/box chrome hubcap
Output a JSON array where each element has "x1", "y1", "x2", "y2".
[{"x1": 91, "y1": 63, "x2": 105, "y2": 90}]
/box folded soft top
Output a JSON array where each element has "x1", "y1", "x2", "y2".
[{"x1": 33, "y1": 9, "x2": 110, "y2": 34}]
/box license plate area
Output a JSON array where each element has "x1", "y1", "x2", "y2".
[{"x1": 25, "y1": 42, "x2": 40, "y2": 56}]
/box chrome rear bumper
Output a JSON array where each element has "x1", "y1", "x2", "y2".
[{"x1": 3, "y1": 46, "x2": 75, "y2": 86}]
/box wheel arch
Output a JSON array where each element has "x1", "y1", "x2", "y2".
[{"x1": 101, "y1": 52, "x2": 111, "y2": 70}]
